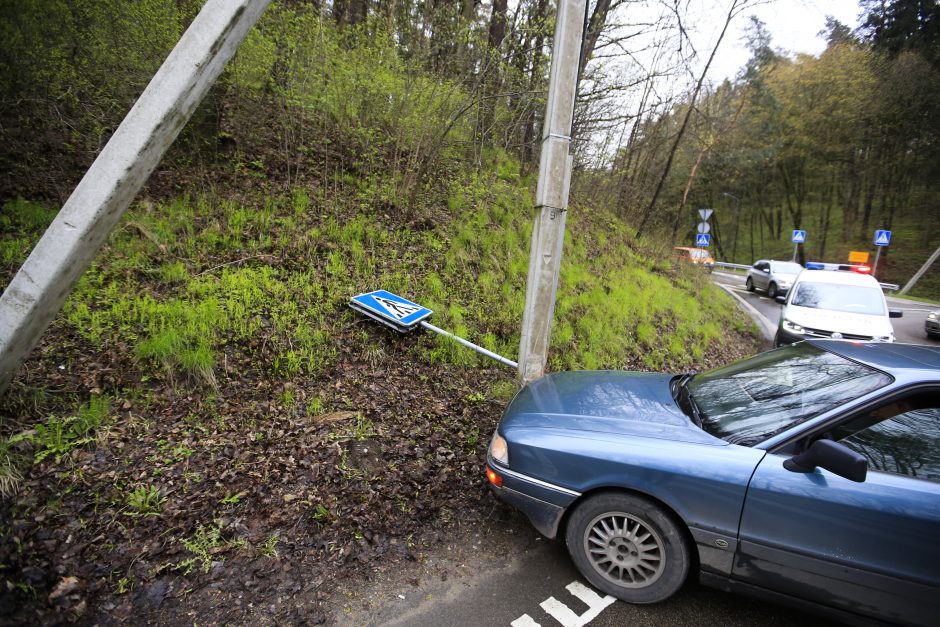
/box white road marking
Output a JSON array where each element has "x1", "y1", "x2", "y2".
[{"x1": 511, "y1": 581, "x2": 616, "y2": 627}]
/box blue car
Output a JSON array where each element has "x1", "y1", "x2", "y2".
[{"x1": 486, "y1": 340, "x2": 940, "y2": 626}]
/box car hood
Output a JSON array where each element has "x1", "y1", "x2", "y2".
[
  {"x1": 785, "y1": 306, "x2": 894, "y2": 336},
  {"x1": 500, "y1": 371, "x2": 718, "y2": 445}
]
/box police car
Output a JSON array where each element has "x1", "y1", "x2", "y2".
[{"x1": 774, "y1": 264, "x2": 902, "y2": 347}]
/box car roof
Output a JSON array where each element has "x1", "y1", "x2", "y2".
[
  {"x1": 792, "y1": 269, "x2": 878, "y2": 286},
  {"x1": 810, "y1": 340, "x2": 940, "y2": 373}
]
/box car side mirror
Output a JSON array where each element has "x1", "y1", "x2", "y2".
[
  {"x1": 889, "y1": 310, "x2": 903, "y2": 319},
  {"x1": 775, "y1": 295, "x2": 786, "y2": 304},
  {"x1": 784, "y1": 439, "x2": 867, "y2": 482}
]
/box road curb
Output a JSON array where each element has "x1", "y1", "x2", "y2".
[{"x1": 716, "y1": 283, "x2": 777, "y2": 342}]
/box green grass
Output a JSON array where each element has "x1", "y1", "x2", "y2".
[
  {"x1": 51, "y1": 157, "x2": 757, "y2": 390},
  {"x1": 20, "y1": 396, "x2": 110, "y2": 464}
]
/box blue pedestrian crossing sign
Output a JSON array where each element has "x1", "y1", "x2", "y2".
[
  {"x1": 874, "y1": 230, "x2": 892, "y2": 246},
  {"x1": 791, "y1": 230, "x2": 806, "y2": 244},
  {"x1": 350, "y1": 290, "x2": 432, "y2": 332},
  {"x1": 695, "y1": 233, "x2": 710, "y2": 247}
]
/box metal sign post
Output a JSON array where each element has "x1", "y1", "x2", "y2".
[
  {"x1": 349, "y1": 291, "x2": 517, "y2": 369},
  {"x1": 872, "y1": 230, "x2": 891, "y2": 278},
  {"x1": 696, "y1": 208, "x2": 713, "y2": 249},
  {"x1": 791, "y1": 230, "x2": 806, "y2": 262}
]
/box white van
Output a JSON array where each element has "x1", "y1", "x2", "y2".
[{"x1": 774, "y1": 269, "x2": 902, "y2": 347}]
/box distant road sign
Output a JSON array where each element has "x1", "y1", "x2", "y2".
[
  {"x1": 874, "y1": 230, "x2": 892, "y2": 246},
  {"x1": 350, "y1": 290, "x2": 432, "y2": 332},
  {"x1": 699, "y1": 209, "x2": 713, "y2": 221},
  {"x1": 695, "y1": 233, "x2": 711, "y2": 247},
  {"x1": 696, "y1": 221, "x2": 711, "y2": 234},
  {"x1": 791, "y1": 230, "x2": 806, "y2": 244},
  {"x1": 848, "y1": 250, "x2": 870, "y2": 263}
]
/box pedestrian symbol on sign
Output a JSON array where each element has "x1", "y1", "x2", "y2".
[
  {"x1": 695, "y1": 233, "x2": 710, "y2": 247},
  {"x1": 874, "y1": 230, "x2": 891, "y2": 246},
  {"x1": 791, "y1": 230, "x2": 806, "y2": 244}
]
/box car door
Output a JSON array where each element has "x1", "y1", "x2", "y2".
[
  {"x1": 732, "y1": 390, "x2": 940, "y2": 626},
  {"x1": 753, "y1": 261, "x2": 769, "y2": 290}
]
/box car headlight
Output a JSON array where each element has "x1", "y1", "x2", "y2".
[
  {"x1": 782, "y1": 319, "x2": 804, "y2": 334},
  {"x1": 928, "y1": 312, "x2": 939, "y2": 321},
  {"x1": 489, "y1": 432, "x2": 509, "y2": 465}
]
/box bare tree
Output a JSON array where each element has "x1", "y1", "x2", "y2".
[{"x1": 636, "y1": 0, "x2": 751, "y2": 238}]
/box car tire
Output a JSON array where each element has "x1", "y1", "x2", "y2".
[
  {"x1": 745, "y1": 277, "x2": 754, "y2": 291},
  {"x1": 564, "y1": 493, "x2": 690, "y2": 604},
  {"x1": 773, "y1": 332, "x2": 782, "y2": 348},
  {"x1": 767, "y1": 282, "x2": 778, "y2": 299}
]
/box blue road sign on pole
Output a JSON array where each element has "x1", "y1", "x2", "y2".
[
  {"x1": 874, "y1": 230, "x2": 892, "y2": 246},
  {"x1": 695, "y1": 233, "x2": 710, "y2": 247},
  {"x1": 349, "y1": 290, "x2": 432, "y2": 332},
  {"x1": 791, "y1": 230, "x2": 806, "y2": 244},
  {"x1": 349, "y1": 290, "x2": 518, "y2": 368}
]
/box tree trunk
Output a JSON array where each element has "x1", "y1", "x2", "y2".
[
  {"x1": 636, "y1": 0, "x2": 743, "y2": 238},
  {"x1": 479, "y1": 0, "x2": 508, "y2": 142},
  {"x1": 348, "y1": 0, "x2": 368, "y2": 26},
  {"x1": 579, "y1": 0, "x2": 613, "y2": 77}
]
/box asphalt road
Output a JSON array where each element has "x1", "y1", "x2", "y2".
[
  {"x1": 711, "y1": 270, "x2": 940, "y2": 346},
  {"x1": 336, "y1": 513, "x2": 827, "y2": 627}
]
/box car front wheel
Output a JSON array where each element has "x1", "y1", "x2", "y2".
[
  {"x1": 565, "y1": 493, "x2": 690, "y2": 604},
  {"x1": 745, "y1": 277, "x2": 754, "y2": 291},
  {"x1": 767, "y1": 282, "x2": 778, "y2": 298}
]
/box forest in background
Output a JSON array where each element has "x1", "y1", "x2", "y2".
[{"x1": 2, "y1": 0, "x2": 938, "y2": 294}]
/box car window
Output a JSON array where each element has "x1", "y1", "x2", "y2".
[
  {"x1": 686, "y1": 343, "x2": 892, "y2": 446},
  {"x1": 832, "y1": 393, "x2": 940, "y2": 482},
  {"x1": 790, "y1": 282, "x2": 886, "y2": 315},
  {"x1": 771, "y1": 262, "x2": 802, "y2": 274}
]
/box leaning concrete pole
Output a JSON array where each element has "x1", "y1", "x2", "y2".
[
  {"x1": 517, "y1": 0, "x2": 586, "y2": 383},
  {"x1": 0, "y1": 0, "x2": 271, "y2": 396},
  {"x1": 899, "y1": 244, "x2": 940, "y2": 295}
]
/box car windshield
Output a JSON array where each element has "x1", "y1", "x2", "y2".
[
  {"x1": 791, "y1": 282, "x2": 886, "y2": 315},
  {"x1": 770, "y1": 262, "x2": 802, "y2": 275},
  {"x1": 685, "y1": 343, "x2": 891, "y2": 446}
]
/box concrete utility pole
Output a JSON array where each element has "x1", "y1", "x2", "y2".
[
  {"x1": 900, "y1": 245, "x2": 940, "y2": 295},
  {"x1": 0, "y1": 0, "x2": 271, "y2": 396},
  {"x1": 517, "y1": 0, "x2": 586, "y2": 384}
]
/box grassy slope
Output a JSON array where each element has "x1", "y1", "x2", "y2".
[
  {"x1": 0, "y1": 163, "x2": 764, "y2": 624},
  {"x1": 2, "y1": 161, "x2": 762, "y2": 396}
]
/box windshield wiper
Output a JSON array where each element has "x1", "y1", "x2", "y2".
[
  {"x1": 672, "y1": 373, "x2": 703, "y2": 428},
  {"x1": 686, "y1": 390, "x2": 705, "y2": 429},
  {"x1": 670, "y1": 373, "x2": 694, "y2": 401}
]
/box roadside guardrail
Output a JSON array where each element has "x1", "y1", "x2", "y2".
[
  {"x1": 712, "y1": 261, "x2": 900, "y2": 292},
  {"x1": 711, "y1": 262, "x2": 750, "y2": 272}
]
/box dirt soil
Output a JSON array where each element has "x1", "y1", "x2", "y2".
[
  {"x1": 0, "y1": 312, "x2": 763, "y2": 627},
  {"x1": 0, "y1": 317, "x2": 519, "y2": 625}
]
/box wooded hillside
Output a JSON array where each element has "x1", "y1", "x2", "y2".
[{"x1": 2, "y1": 1, "x2": 938, "y2": 293}]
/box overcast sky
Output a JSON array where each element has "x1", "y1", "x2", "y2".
[{"x1": 698, "y1": 0, "x2": 866, "y2": 81}]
